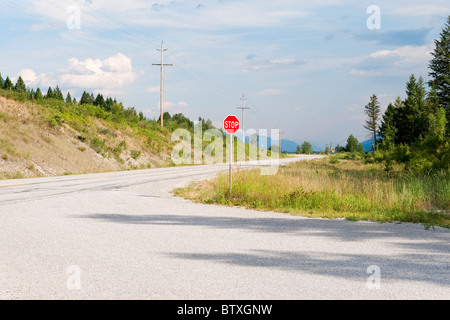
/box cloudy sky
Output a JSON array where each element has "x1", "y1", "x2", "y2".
[{"x1": 1, "y1": 0, "x2": 449, "y2": 149}]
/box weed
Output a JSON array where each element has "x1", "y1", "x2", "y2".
[
  {"x1": 90, "y1": 137, "x2": 105, "y2": 153},
  {"x1": 131, "y1": 150, "x2": 141, "y2": 160},
  {"x1": 175, "y1": 159, "x2": 450, "y2": 228}
]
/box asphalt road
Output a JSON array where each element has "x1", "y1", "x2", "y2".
[{"x1": 0, "y1": 155, "x2": 449, "y2": 300}]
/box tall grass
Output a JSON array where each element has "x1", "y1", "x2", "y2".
[{"x1": 174, "y1": 158, "x2": 450, "y2": 228}]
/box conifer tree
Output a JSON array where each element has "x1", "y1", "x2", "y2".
[
  {"x1": 364, "y1": 94, "x2": 381, "y2": 152},
  {"x1": 428, "y1": 15, "x2": 450, "y2": 125},
  {"x1": 14, "y1": 76, "x2": 27, "y2": 93},
  {"x1": 4, "y1": 77, "x2": 13, "y2": 90},
  {"x1": 36, "y1": 88, "x2": 43, "y2": 100},
  {"x1": 28, "y1": 88, "x2": 36, "y2": 100},
  {"x1": 46, "y1": 87, "x2": 54, "y2": 99},
  {"x1": 94, "y1": 93, "x2": 105, "y2": 108},
  {"x1": 378, "y1": 102, "x2": 397, "y2": 150},
  {"x1": 54, "y1": 86, "x2": 64, "y2": 101}
]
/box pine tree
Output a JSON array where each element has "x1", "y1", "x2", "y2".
[
  {"x1": 35, "y1": 88, "x2": 43, "y2": 100},
  {"x1": 345, "y1": 134, "x2": 363, "y2": 153},
  {"x1": 80, "y1": 91, "x2": 94, "y2": 105},
  {"x1": 428, "y1": 15, "x2": 450, "y2": 125},
  {"x1": 0, "y1": 73, "x2": 4, "y2": 89},
  {"x1": 105, "y1": 97, "x2": 114, "y2": 111},
  {"x1": 378, "y1": 102, "x2": 397, "y2": 150},
  {"x1": 66, "y1": 92, "x2": 72, "y2": 104},
  {"x1": 398, "y1": 75, "x2": 430, "y2": 144},
  {"x1": 4, "y1": 76, "x2": 13, "y2": 90},
  {"x1": 364, "y1": 94, "x2": 381, "y2": 152},
  {"x1": 46, "y1": 87, "x2": 54, "y2": 99},
  {"x1": 28, "y1": 88, "x2": 36, "y2": 101},
  {"x1": 14, "y1": 76, "x2": 27, "y2": 93},
  {"x1": 53, "y1": 86, "x2": 64, "y2": 101},
  {"x1": 94, "y1": 93, "x2": 105, "y2": 108},
  {"x1": 427, "y1": 81, "x2": 441, "y2": 113},
  {"x1": 393, "y1": 96, "x2": 412, "y2": 146}
]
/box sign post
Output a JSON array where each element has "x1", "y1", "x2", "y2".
[{"x1": 223, "y1": 115, "x2": 240, "y2": 194}]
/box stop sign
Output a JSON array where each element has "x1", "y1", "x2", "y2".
[{"x1": 223, "y1": 115, "x2": 240, "y2": 134}]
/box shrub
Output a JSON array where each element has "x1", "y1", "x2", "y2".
[
  {"x1": 90, "y1": 137, "x2": 105, "y2": 153},
  {"x1": 77, "y1": 135, "x2": 87, "y2": 142},
  {"x1": 131, "y1": 150, "x2": 141, "y2": 160},
  {"x1": 329, "y1": 156, "x2": 339, "y2": 164}
]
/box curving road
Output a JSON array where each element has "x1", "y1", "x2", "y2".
[{"x1": 0, "y1": 155, "x2": 449, "y2": 300}]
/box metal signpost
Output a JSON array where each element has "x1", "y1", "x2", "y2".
[{"x1": 223, "y1": 115, "x2": 240, "y2": 194}]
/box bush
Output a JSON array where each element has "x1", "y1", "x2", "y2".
[
  {"x1": 90, "y1": 137, "x2": 105, "y2": 153},
  {"x1": 329, "y1": 156, "x2": 339, "y2": 164},
  {"x1": 393, "y1": 144, "x2": 411, "y2": 163},
  {"x1": 131, "y1": 150, "x2": 141, "y2": 160},
  {"x1": 77, "y1": 135, "x2": 87, "y2": 142}
]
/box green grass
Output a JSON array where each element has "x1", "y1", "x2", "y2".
[{"x1": 174, "y1": 157, "x2": 450, "y2": 229}]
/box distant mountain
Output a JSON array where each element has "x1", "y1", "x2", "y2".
[
  {"x1": 361, "y1": 138, "x2": 375, "y2": 153},
  {"x1": 236, "y1": 134, "x2": 298, "y2": 153},
  {"x1": 251, "y1": 135, "x2": 299, "y2": 154},
  {"x1": 236, "y1": 132, "x2": 330, "y2": 154},
  {"x1": 0, "y1": 76, "x2": 4, "y2": 85},
  {"x1": 280, "y1": 139, "x2": 299, "y2": 153}
]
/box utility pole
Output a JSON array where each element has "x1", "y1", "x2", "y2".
[
  {"x1": 278, "y1": 122, "x2": 285, "y2": 154},
  {"x1": 237, "y1": 94, "x2": 249, "y2": 143},
  {"x1": 152, "y1": 41, "x2": 173, "y2": 128}
]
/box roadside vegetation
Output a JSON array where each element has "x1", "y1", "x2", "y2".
[
  {"x1": 174, "y1": 155, "x2": 450, "y2": 229},
  {"x1": 0, "y1": 74, "x2": 279, "y2": 179},
  {"x1": 174, "y1": 17, "x2": 450, "y2": 229}
]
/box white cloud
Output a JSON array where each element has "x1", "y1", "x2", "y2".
[
  {"x1": 146, "y1": 100, "x2": 189, "y2": 118},
  {"x1": 243, "y1": 57, "x2": 302, "y2": 73},
  {"x1": 255, "y1": 89, "x2": 283, "y2": 96},
  {"x1": 349, "y1": 69, "x2": 383, "y2": 77},
  {"x1": 369, "y1": 45, "x2": 432, "y2": 62},
  {"x1": 390, "y1": 5, "x2": 450, "y2": 16},
  {"x1": 28, "y1": 0, "x2": 309, "y2": 31},
  {"x1": 17, "y1": 69, "x2": 37, "y2": 86},
  {"x1": 350, "y1": 45, "x2": 433, "y2": 77},
  {"x1": 58, "y1": 53, "x2": 137, "y2": 90},
  {"x1": 270, "y1": 58, "x2": 296, "y2": 64},
  {"x1": 146, "y1": 86, "x2": 160, "y2": 93},
  {"x1": 165, "y1": 101, "x2": 188, "y2": 110},
  {"x1": 17, "y1": 53, "x2": 138, "y2": 98}
]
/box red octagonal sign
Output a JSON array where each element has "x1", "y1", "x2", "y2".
[{"x1": 223, "y1": 115, "x2": 240, "y2": 135}]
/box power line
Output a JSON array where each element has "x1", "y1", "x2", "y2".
[
  {"x1": 152, "y1": 41, "x2": 173, "y2": 128},
  {"x1": 236, "y1": 93, "x2": 250, "y2": 142}
]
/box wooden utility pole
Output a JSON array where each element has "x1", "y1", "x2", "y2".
[
  {"x1": 152, "y1": 41, "x2": 173, "y2": 128},
  {"x1": 237, "y1": 94, "x2": 249, "y2": 143},
  {"x1": 278, "y1": 122, "x2": 285, "y2": 154}
]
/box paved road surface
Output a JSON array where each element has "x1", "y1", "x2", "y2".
[{"x1": 0, "y1": 155, "x2": 449, "y2": 300}]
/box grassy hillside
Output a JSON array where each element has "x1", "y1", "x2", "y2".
[
  {"x1": 0, "y1": 88, "x2": 276, "y2": 179},
  {"x1": 0, "y1": 91, "x2": 176, "y2": 179}
]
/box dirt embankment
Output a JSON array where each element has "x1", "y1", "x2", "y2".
[{"x1": 0, "y1": 96, "x2": 171, "y2": 180}]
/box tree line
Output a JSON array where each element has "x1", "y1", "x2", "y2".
[
  {"x1": 0, "y1": 73, "x2": 149, "y2": 124},
  {"x1": 297, "y1": 15, "x2": 450, "y2": 173},
  {"x1": 363, "y1": 16, "x2": 450, "y2": 172},
  {"x1": 0, "y1": 72, "x2": 214, "y2": 134}
]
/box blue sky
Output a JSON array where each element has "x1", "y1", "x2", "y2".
[{"x1": 0, "y1": 0, "x2": 449, "y2": 149}]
